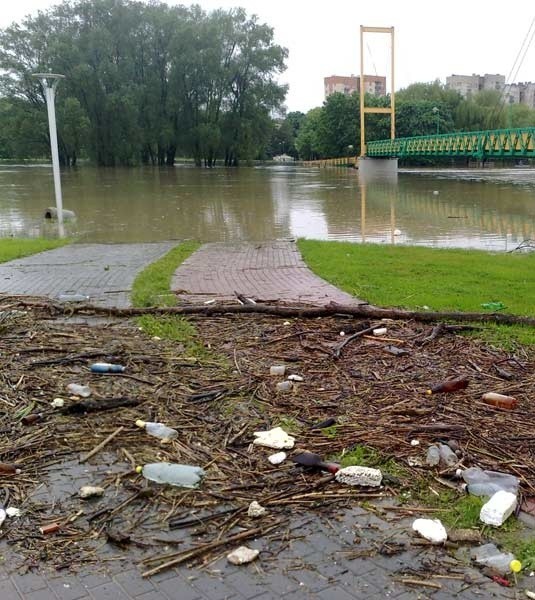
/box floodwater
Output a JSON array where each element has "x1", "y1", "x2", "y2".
[{"x1": 0, "y1": 163, "x2": 534, "y2": 251}]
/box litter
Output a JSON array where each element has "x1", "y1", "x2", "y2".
[
  {"x1": 6, "y1": 507, "x2": 21, "y2": 518},
  {"x1": 287, "y1": 374, "x2": 303, "y2": 382},
  {"x1": 90, "y1": 362, "x2": 126, "y2": 373},
  {"x1": 135, "y1": 419, "x2": 178, "y2": 442},
  {"x1": 66, "y1": 383, "x2": 91, "y2": 398},
  {"x1": 471, "y1": 543, "x2": 515, "y2": 574},
  {"x1": 481, "y1": 302, "x2": 506, "y2": 311},
  {"x1": 481, "y1": 392, "x2": 517, "y2": 410},
  {"x1": 276, "y1": 381, "x2": 293, "y2": 392},
  {"x1": 247, "y1": 501, "x2": 267, "y2": 518},
  {"x1": 253, "y1": 427, "x2": 295, "y2": 450},
  {"x1": 50, "y1": 398, "x2": 65, "y2": 408},
  {"x1": 79, "y1": 486, "x2": 105, "y2": 499},
  {"x1": 480, "y1": 491, "x2": 517, "y2": 526},
  {"x1": 268, "y1": 452, "x2": 287, "y2": 465},
  {"x1": 373, "y1": 327, "x2": 387, "y2": 336},
  {"x1": 227, "y1": 546, "x2": 260, "y2": 565},
  {"x1": 412, "y1": 518, "x2": 447, "y2": 543},
  {"x1": 136, "y1": 463, "x2": 205, "y2": 488},
  {"x1": 461, "y1": 467, "x2": 519, "y2": 496},
  {"x1": 335, "y1": 466, "x2": 382, "y2": 487},
  {"x1": 269, "y1": 365, "x2": 286, "y2": 376}
]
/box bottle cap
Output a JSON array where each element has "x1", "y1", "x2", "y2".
[
  {"x1": 135, "y1": 419, "x2": 146, "y2": 428},
  {"x1": 135, "y1": 466, "x2": 143, "y2": 474},
  {"x1": 510, "y1": 559, "x2": 522, "y2": 573},
  {"x1": 425, "y1": 389, "x2": 432, "y2": 395}
]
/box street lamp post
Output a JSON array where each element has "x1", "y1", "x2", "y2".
[
  {"x1": 32, "y1": 73, "x2": 66, "y2": 236},
  {"x1": 432, "y1": 106, "x2": 440, "y2": 135}
]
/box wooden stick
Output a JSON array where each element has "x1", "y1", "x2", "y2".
[
  {"x1": 141, "y1": 522, "x2": 281, "y2": 577},
  {"x1": 399, "y1": 578, "x2": 442, "y2": 589},
  {"x1": 80, "y1": 426, "x2": 124, "y2": 463}
]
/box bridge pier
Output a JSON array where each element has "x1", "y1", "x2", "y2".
[{"x1": 357, "y1": 157, "x2": 398, "y2": 181}]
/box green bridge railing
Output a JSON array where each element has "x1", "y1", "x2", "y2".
[{"x1": 366, "y1": 127, "x2": 535, "y2": 159}]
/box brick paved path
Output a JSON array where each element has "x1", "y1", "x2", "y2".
[
  {"x1": 0, "y1": 242, "x2": 175, "y2": 308},
  {"x1": 172, "y1": 241, "x2": 364, "y2": 305}
]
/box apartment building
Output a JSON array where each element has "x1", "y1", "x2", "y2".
[
  {"x1": 446, "y1": 73, "x2": 505, "y2": 98},
  {"x1": 324, "y1": 74, "x2": 386, "y2": 99}
]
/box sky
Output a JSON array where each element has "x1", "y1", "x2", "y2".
[{"x1": 2, "y1": 0, "x2": 534, "y2": 113}]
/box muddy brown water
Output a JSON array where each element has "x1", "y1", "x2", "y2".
[{"x1": 1, "y1": 163, "x2": 534, "y2": 250}]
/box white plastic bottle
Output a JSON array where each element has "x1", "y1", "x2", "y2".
[
  {"x1": 67, "y1": 383, "x2": 91, "y2": 398},
  {"x1": 137, "y1": 463, "x2": 205, "y2": 488},
  {"x1": 135, "y1": 420, "x2": 178, "y2": 441}
]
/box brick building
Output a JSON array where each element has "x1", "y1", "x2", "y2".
[{"x1": 324, "y1": 74, "x2": 386, "y2": 99}]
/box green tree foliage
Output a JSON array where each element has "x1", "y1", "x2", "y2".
[{"x1": 0, "y1": 0, "x2": 287, "y2": 166}]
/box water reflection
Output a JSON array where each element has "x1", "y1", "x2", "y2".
[{"x1": 0, "y1": 163, "x2": 534, "y2": 251}]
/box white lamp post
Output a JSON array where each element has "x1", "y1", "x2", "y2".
[{"x1": 33, "y1": 73, "x2": 66, "y2": 237}]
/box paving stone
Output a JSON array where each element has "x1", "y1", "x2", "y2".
[
  {"x1": 49, "y1": 576, "x2": 91, "y2": 600},
  {"x1": 172, "y1": 241, "x2": 364, "y2": 306},
  {"x1": 11, "y1": 572, "x2": 49, "y2": 594},
  {"x1": 112, "y1": 571, "x2": 156, "y2": 597},
  {"x1": 156, "y1": 575, "x2": 202, "y2": 600},
  {"x1": 190, "y1": 574, "x2": 244, "y2": 600},
  {"x1": 23, "y1": 589, "x2": 58, "y2": 600},
  {"x1": 89, "y1": 581, "x2": 131, "y2": 600},
  {"x1": 0, "y1": 242, "x2": 175, "y2": 308},
  {"x1": 0, "y1": 578, "x2": 22, "y2": 600}
]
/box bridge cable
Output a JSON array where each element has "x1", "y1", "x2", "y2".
[{"x1": 489, "y1": 15, "x2": 535, "y2": 126}]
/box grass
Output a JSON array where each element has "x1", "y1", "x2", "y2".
[
  {"x1": 298, "y1": 239, "x2": 535, "y2": 346},
  {"x1": 131, "y1": 240, "x2": 203, "y2": 355},
  {"x1": 131, "y1": 240, "x2": 200, "y2": 308},
  {"x1": 0, "y1": 238, "x2": 69, "y2": 263}
]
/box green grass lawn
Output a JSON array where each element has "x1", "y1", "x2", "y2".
[
  {"x1": 131, "y1": 240, "x2": 205, "y2": 356},
  {"x1": 0, "y1": 238, "x2": 69, "y2": 263},
  {"x1": 298, "y1": 240, "x2": 535, "y2": 346}
]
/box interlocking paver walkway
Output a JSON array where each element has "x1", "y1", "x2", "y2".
[
  {"x1": 172, "y1": 241, "x2": 365, "y2": 305},
  {"x1": 0, "y1": 242, "x2": 175, "y2": 307}
]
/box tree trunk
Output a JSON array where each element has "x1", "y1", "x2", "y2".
[{"x1": 22, "y1": 300, "x2": 535, "y2": 328}]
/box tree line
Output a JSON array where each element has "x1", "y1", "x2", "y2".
[
  {"x1": 284, "y1": 82, "x2": 535, "y2": 161},
  {"x1": 0, "y1": 0, "x2": 287, "y2": 167},
  {"x1": 1, "y1": 1, "x2": 533, "y2": 167}
]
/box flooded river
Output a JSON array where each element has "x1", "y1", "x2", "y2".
[{"x1": 0, "y1": 163, "x2": 534, "y2": 251}]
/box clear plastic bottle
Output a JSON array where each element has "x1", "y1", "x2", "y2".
[
  {"x1": 135, "y1": 420, "x2": 178, "y2": 441},
  {"x1": 137, "y1": 462, "x2": 205, "y2": 488},
  {"x1": 57, "y1": 293, "x2": 90, "y2": 303},
  {"x1": 67, "y1": 383, "x2": 91, "y2": 398},
  {"x1": 471, "y1": 543, "x2": 515, "y2": 574},
  {"x1": 462, "y1": 467, "x2": 519, "y2": 496},
  {"x1": 426, "y1": 445, "x2": 440, "y2": 466},
  {"x1": 438, "y1": 443, "x2": 458, "y2": 467}
]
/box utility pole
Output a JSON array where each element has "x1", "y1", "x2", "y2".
[{"x1": 33, "y1": 73, "x2": 66, "y2": 237}]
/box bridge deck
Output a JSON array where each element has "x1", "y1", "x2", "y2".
[{"x1": 366, "y1": 127, "x2": 535, "y2": 159}]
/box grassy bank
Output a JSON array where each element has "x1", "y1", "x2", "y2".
[
  {"x1": 131, "y1": 240, "x2": 206, "y2": 357},
  {"x1": 0, "y1": 238, "x2": 69, "y2": 263},
  {"x1": 298, "y1": 240, "x2": 535, "y2": 346}
]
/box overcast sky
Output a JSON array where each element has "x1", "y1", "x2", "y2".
[{"x1": 2, "y1": 0, "x2": 534, "y2": 112}]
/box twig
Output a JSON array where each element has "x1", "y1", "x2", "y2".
[{"x1": 80, "y1": 426, "x2": 124, "y2": 463}]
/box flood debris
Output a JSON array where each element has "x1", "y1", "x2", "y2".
[
  {"x1": 412, "y1": 518, "x2": 448, "y2": 543},
  {"x1": 0, "y1": 295, "x2": 534, "y2": 577},
  {"x1": 227, "y1": 545, "x2": 260, "y2": 565}
]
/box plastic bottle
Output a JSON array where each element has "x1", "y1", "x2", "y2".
[
  {"x1": 0, "y1": 463, "x2": 21, "y2": 475},
  {"x1": 481, "y1": 392, "x2": 518, "y2": 410},
  {"x1": 135, "y1": 419, "x2": 178, "y2": 441},
  {"x1": 270, "y1": 365, "x2": 286, "y2": 376},
  {"x1": 462, "y1": 466, "x2": 519, "y2": 496},
  {"x1": 91, "y1": 362, "x2": 126, "y2": 373},
  {"x1": 67, "y1": 383, "x2": 91, "y2": 398},
  {"x1": 471, "y1": 543, "x2": 515, "y2": 574},
  {"x1": 438, "y1": 443, "x2": 458, "y2": 467},
  {"x1": 136, "y1": 462, "x2": 205, "y2": 488},
  {"x1": 57, "y1": 293, "x2": 90, "y2": 303},
  {"x1": 480, "y1": 491, "x2": 517, "y2": 526},
  {"x1": 426, "y1": 445, "x2": 440, "y2": 466},
  {"x1": 21, "y1": 413, "x2": 44, "y2": 426},
  {"x1": 426, "y1": 377, "x2": 469, "y2": 394}
]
